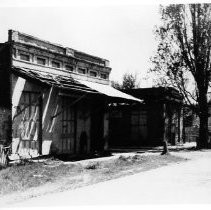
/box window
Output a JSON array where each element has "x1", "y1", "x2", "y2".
[
  {"x1": 78, "y1": 68, "x2": 86, "y2": 74},
  {"x1": 20, "y1": 53, "x2": 30, "y2": 61},
  {"x1": 90, "y1": 71, "x2": 97, "y2": 77},
  {"x1": 37, "y1": 57, "x2": 46, "y2": 65},
  {"x1": 52, "y1": 61, "x2": 60, "y2": 68},
  {"x1": 65, "y1": 65, "x2": 74, "y2": 71},
  {"x1": 100, "y1": 73, "x2": 108, "y2": 79}
]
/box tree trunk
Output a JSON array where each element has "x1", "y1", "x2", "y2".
[
  {"x1": 197, "y1": 91, "x2": 209, "y2": 149},
  {"x1": 161, "y1": 140, "x2": 169, "y2": 155}
]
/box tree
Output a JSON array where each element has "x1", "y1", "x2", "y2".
[
  {"x1": 122, "y1": 73, "x2": 139, "y2": 90},
  {"x1": 150, "y1": 4, "x2": 211, "y2": 149},
  {"x1": 111, "y1": 80, "x2": 122, "y2": 90},
  {"x1": 111, "y1": 73, "x2": 139, "y2": 90}
]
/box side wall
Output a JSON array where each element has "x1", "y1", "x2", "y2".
[{"x1": 0, "y1": 44, "x2": 12, "y2": 146}]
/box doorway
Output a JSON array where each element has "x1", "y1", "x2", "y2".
[{"x1": 60, "y1": 97, "x2": 76, "y2": 154}]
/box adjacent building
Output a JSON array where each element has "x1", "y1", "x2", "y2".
[{"x1": 109, "y1": 87, "x2": 183, "y2": 147}]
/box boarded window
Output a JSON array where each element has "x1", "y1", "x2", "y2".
[
  {"x1": 52, "y1": 61, "x2": 60, "y2": 68},
  {"x1": 78, "y1": 68, "x2": 86, "y2": 74},
  {"x1": 90, "y1": 71, "x2": 97, "y2": 77},
  {"x1": 37, "y1": 57, "x2": 46, "y2": 65},
  {"x1": 20, "y1": 53, "x2": 30, "y2": 61},
  {"x1": 65, "y1": 65, "x2": 74, "y2": 71},
  {"x1": 100, "y1": 73, "x2": 108, "y2": 79}
]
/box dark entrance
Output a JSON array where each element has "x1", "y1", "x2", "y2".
[{"x1": 90, "y1": 97, "x2": 105, "y2": 152}]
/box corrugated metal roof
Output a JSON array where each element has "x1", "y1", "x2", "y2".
[
  {"x1": 12, "y1": 67, "x2": 98, "y2": 94},
  {"x1": 12, "y1": 67, "x2": 142, "y2": 103}
]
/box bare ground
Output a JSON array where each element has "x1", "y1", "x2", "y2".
[{"x1": 0, "y1": 152, "x2": 187, "y2": 205}]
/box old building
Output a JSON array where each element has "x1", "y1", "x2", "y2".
[
  {"x1": 109, "y1": 87, "x2": 183, "y2": 148},
  {"x1": 0, "y1": 30, "x2": 140, "y2": 159}
]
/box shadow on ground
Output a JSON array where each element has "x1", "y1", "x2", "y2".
[{"x1": 110, "y1": 145, "x2": 203, "y2": 154}]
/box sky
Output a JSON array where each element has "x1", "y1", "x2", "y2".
[{"x1": 0, "y1": 0, "x2": 206, "y2": 87}]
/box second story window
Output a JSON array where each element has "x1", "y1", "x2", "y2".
[
  {"x1": 100, "y1": 73, "x2": 108, "y2": 79},
  {"x1": 37, "y1": 57, "x2": 46, "y2": 65},
  {"x1": 65, "y1": 65, "x2": 74, "y2": 72},
  {"x1": 52, "y1": 61, "x2": 60, "y2": 68},
  {"x1": 90, "y1": 71, "x2": 97, "y2": 77},
  {"x1": 20, "y1": 53, "x2": 30, "y2": 62},
  {"x1": 78, "y1": 68, "x2": 86, "y2": 74}
]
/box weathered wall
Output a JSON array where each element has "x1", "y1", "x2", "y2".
[
  {"x1": 11, "y1": 74, "x2": 99, "y2": 157},
  {"x1": 12, "y1": 74, "x2": 44, "y2": 157}
]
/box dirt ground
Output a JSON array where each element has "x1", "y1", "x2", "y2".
[
  {"x1": 7, "y1": 148, "x2": 211, "y2": 206},
  {"x1": 0, "y1": 149, "x2": 187, "y2": 206}
]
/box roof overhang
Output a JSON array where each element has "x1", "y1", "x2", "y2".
[
  {"x1": 76, "y1": 79, "x2": 142, "y2": 103},
  {"x1": 11, "y1": 67, "x2": 142, "y2": 103}
]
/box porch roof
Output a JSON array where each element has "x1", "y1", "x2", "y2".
[
  {"x1": 76, "y1": 79, "x2": 142, "y2": 102},
  {"x1": 12, "y1": 67, "x2": 142, "y2": 103}
]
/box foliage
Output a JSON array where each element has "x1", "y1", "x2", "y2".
[
  {"x1": 122, "y1": 73, "x2": 139, "y2": 90},
  {"x1": 150, "y1": 4, "x2": 211, "y2": 148},
  {"x1": 111, "y1": 80, "x2": 122, "y2": 90},
  {"x1": 111, "y1": 73, "x2": 139, "y2": 90}
]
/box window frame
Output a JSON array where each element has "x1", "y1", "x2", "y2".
[
  {"x1": 78, "y1": 68, "x2": 86, "y2": 75},
  {"x1": 65, "y1": 65, "x2": 74, "y2": 72},
  {"x1": 51, "y1": 60, "x2": 61, "y2": 68},
  {"x1": 36, "y1": 57, "x2": 46, "y2": 66},
  {"x1": 89, "y1": 70, "x2": 97, "y2": 77},
  {"x1": 19, "y1": 53, "x2": 30, "y2": 62},
  {"x1": 100, "y1": 73, "x2": 108, "y2": 79}
]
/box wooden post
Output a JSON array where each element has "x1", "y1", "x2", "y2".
[
  {"x1": 178, "y1": 105, "x2": 181, "y2": 143},
  {"x1": 162, "y1": 103, "x2": 169, "y2": 155},
  {"x1": 38, "y1": 95, "x2": 43, "y2": 155}
]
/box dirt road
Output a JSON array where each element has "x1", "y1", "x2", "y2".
[{"x1": 5, "y1": 150, "x2": 211, "y2": 206}]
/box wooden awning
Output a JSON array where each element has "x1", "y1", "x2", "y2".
[{"x1": 12, "y1": 66, "x2": 142, "y2": 103}]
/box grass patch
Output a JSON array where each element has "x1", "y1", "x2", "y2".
[{"x1": 0, "y1": 154, "x2": 187, "y2": 199}]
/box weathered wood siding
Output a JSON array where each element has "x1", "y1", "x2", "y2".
[{"x1": 11, "y1": 74, "x2": 95, "y2": 157}]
